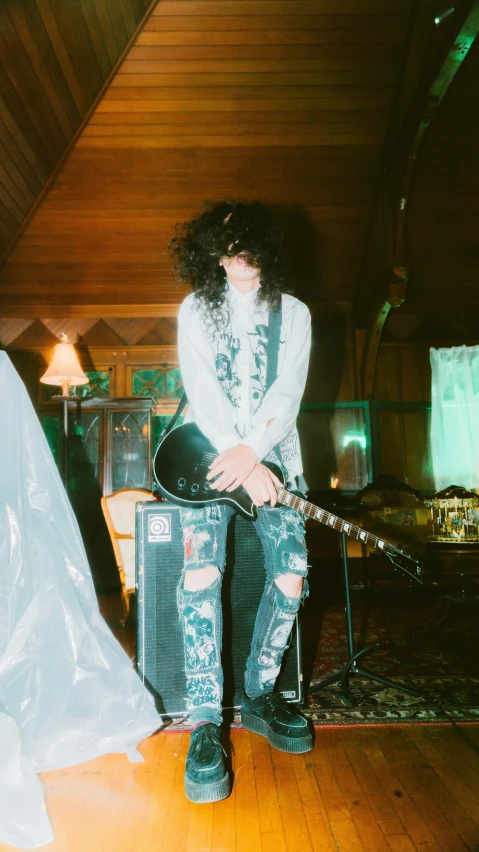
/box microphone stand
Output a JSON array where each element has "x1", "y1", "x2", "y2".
[{"x1": 308, "y1": 514, "x2": 419, "y2": 701}]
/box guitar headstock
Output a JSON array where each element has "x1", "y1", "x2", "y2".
[{"x1": 384, "y1": 546, "x2": 424, "y2": 585}]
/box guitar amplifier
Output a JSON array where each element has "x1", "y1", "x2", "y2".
[{"x1": 135, "y1": 501, "x2": 303, "y2": 718}]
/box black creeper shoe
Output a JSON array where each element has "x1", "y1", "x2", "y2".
[
  {"x1": 241, "y1": 692, "x2": 313, "y2": 754},
  {"x1": 184, "y1": 723, "x2": 231, "y2": 803}
]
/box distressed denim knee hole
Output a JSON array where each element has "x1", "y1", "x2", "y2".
[
  {"x1": 177, "y1": 575, "x2": 221, "y2": 607},
  {"x1": 183, "y1": 565, "x2": 220, "y2": 592},
  {"x1": 272, "y1": 581, "x2": 302, "y2": 614},
  {"x1": 274, "y1": 573, "x2": 303, "y2": 600}
]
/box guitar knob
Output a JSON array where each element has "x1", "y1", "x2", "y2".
[
  {"x1": 203, "y1": 482, "x2": 211, "y2": 492},
  {"x1": 177, "y1": 477, "x2": 186, "y2": 489},
  {"x1": 190, "y1": 483, "x2": 199, "y2": 494}
]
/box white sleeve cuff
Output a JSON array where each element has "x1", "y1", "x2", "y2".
[
  {"x1": 212, "y1": 431, "x2": 242, "y2": 454},
  {"x1": 241, "y1": 428, "x2": 267, "y2": 461}
]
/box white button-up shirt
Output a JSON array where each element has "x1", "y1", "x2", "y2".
[{"x1": 177, "y1": 281, "x2": 311, "y2": 485}]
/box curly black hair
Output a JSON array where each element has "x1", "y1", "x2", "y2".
[{"x1": 169, "y1": 200, "x2": 290, "y2": 319}]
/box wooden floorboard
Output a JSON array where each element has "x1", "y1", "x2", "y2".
[
  {"x1": 1, "y1": 725, "x2": 479, "y2": 852},
  {"x1": 250, "y1": 734, "x2": 287, "y2": 851},
  {"x1": 377, "y1": 729, "x2": 472, "y2": 852},
  {"x1": 353, "y1": 728, "x2": 443, "y2": 852},
  {"x1": 309, "y1": 728, "x2": 367, "y2": 851},
  {"x1": 234, "y1": 730, "x2": 262, "y2": 852},
  {"x1": 336, "y1": 729, "x2": 416, "y2": 852},
  {"x1": 413, "y1": 727, "x2": 479, "y2": 827},
  {"x1": 269, "y1": 746, "x2": 314, "y2": 851}
]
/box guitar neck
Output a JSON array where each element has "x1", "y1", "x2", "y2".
[{"x1": 278, "y1": 488, "x2": 391, "y2": 557}]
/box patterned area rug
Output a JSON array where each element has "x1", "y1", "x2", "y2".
[
  {"x1": 301, "y1": 575, "x2": 479, "y2": 725},
  {"x1": 101, "y1": 573, "x2": 479, "y2": 728},
  {"x1": 306, "y1": 676, "x2": 479, "y2": 725},
  {"x1": 161, "y1": 676, "x2": 479, "y2": 731}
]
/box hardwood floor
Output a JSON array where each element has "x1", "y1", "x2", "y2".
[{"x1": 1, "y1": 724, "x2": 478, "y2": 851}]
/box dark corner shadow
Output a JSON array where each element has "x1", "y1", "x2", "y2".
[
  {"x1": 271, "y1": 203, "x2": 323, "y2": 305},
  {"x1": 301, "y1": 554, "x2": 344, "y2": 695},
  {"x1": 268, "y1": 207, "x2": 353, "y2": 693},
  {"x1": 271, "y1": 202, "x2": 350, "y2": 431},
  {"x1": 272, "y1": 201, "x2": 351, "y2": 476},
  {"x1": 138, "y1": 672, "x2": 168, "y2": 718},
  {"x1": 66, "y1": 419, "x2": 121, "y2": 596},
  {"x1": 74, "y1": 346, "x2": 96, "y2": 372}
]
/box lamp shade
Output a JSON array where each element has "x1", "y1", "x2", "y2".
[{"x1": 40, "y1": 340, "x2": 88, "y2": 389}]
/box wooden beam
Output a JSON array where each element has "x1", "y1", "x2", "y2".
[
  {"x1": 359, "y1": 0, "x2": 479, "y2": 399},
  {"x1": 0, "y1": 302, "x2": 182, "y2": 318},
  {"x1": 0, "y1": 299, "x2": 346, "y2": 321},
  {"x1": 394, "y1": 0, "x2": 479, "y2": 269},
  {"x1": 361, "y1": 266, "x2": 407, "y2": 399}
]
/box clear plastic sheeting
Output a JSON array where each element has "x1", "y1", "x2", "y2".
[
  {"x1": 0, "y1": 713, "x2": 53, "y2": 848},
  {"x1": 0, "y1": 353, "x2": 161, "y2": 847}
]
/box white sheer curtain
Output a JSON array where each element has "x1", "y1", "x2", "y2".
[{"x1": 430, "y1": 345, "x2": 479, "y2": 491}]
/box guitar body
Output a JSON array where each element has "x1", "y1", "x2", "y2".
[
  {"x1": 153, "y1": 422, "x2": 284, "y2": 519},
  {"x1": 153, "y1": 422, "x2": 423, "y2": 584}
]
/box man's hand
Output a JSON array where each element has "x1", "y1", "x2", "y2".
[
  {"x1": 242, "y1": 464, "x2": 282, "y2": 508},
  {"x1": 207, "y1": 444, "x2": 258, "y2": 492}
]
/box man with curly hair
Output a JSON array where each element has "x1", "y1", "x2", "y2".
[{"x1": 170, "y1": 200, "x2": 312, "y2": 803}]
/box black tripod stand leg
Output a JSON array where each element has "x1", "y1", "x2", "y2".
[
  {"x1": 307, "y1": 531, "x2": 419, "y2": 702},
  {"x1": 308, "y1": 669, "x2": 354, "y2": 704},
  {"x1": 354, "y1": 666, "x2": 420, "y2": 697},
  {"x1": 342, "y1": 643, "x2": 380, "y2": 675},
  {"x1": 308, "y1": 670, "x2": 344, "y2": 693},
  {"x1": 308, "y1": 643, "x2": 380, "y2": 696}
]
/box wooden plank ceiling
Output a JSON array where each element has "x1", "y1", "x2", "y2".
[
  {"x1": 0, "y1": 0, "x2": 153, "y2": 262},
  {"x1": 2, "y1": 0, "x2": 474, "y2": 334},
  {"x1": 0, "y1": 0, "x2": 424, "y2": 321}
]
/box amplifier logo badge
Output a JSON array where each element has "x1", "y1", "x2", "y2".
[{"x1": 148, "y1": 513, "x2": 172, "y2": 542}]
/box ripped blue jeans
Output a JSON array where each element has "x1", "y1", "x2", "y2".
[{"x1": 177, "y1": 503, "x2": 308, "y2": 726}]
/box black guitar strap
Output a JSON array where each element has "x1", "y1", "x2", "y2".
[
  {"x1": 161, "y1": 302, "x2": 283, "y2": 444},
  {"x1": 265, "y1": 303, "x2": 282, "y2": 392},
  {"x1": 265, "y1": 302, "x2": 284, "y2": 469},
  {"x1": 160, "y1": 388, "x2": 188, "y2": 440}
]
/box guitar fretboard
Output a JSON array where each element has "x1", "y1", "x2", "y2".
[{"x1": 278, "y1": 488, "x2": 394, "y2": 557}]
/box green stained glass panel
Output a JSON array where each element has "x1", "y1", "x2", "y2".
[
  {"x1": 77, "y1": 371, "x2": 110, "y2": 399},
  {"x1": 152, "y1": 413, "x2": 185, "y2": 453},
  {"x1": 165, "y1": 368, "x2": 183, "y2": 399},
  {"x1": 133, "y1": 370, "x2": 158, "y2": 398},
  {"x1": 133, "y1": 367, "x2": 183, "y2": 403}
]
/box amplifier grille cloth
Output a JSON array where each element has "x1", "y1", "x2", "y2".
[{"x1": 136, "y1": 502, "x2": 302, "y2": 717}]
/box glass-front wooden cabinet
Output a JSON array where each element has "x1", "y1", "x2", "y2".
[{"x1": 38, "y1": 397, "x2": 154, "y2": 593}]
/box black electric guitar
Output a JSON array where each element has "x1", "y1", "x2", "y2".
[{"x1": 153, "y1": 422, "x2": 423, "y2": 585}]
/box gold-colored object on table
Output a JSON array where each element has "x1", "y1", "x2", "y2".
[{"x1": 425, "y1": 485, "x2": 479, "y2": 542}]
